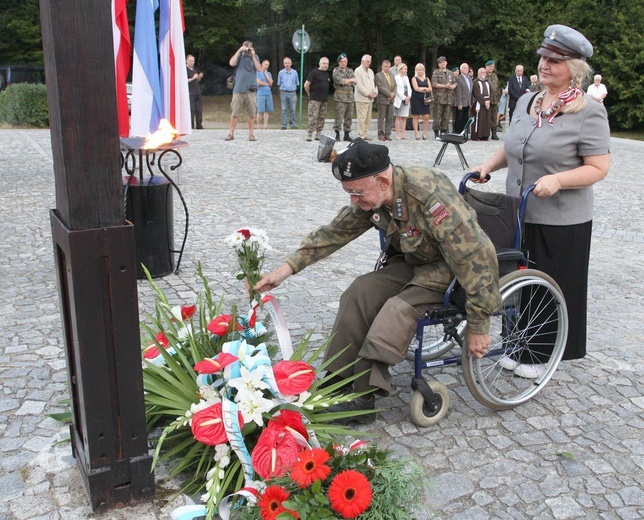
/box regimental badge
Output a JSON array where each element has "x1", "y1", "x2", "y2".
[
  {"x1": 549, "y1": 30, "x2": 557, "y2": 40},
  {"x1": 400, "y1": 225, "x2": 420, "y2": 238},
  {"x1": 332, "y1": 165, "x2": 341, "y2": 180}
]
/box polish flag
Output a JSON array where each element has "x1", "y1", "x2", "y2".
[
  {"x1": 159, "y1": 0, "x2": 191, "y2": 135},
  {"x1": 111, "y1": 0, "x2": 131, "y2": 137},
  {"x1": 130, "y1": 0, "x2": 163, "y2": 137}
]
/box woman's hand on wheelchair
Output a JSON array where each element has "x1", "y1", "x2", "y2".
[{"x1": 467, "y1": 332, "x2": 491, "y2": 359}]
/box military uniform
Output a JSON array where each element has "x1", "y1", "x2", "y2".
[
  {"x1": 431, "y1": 68, "x2": 455, "y2": 132},
  {"x1": 487, "y1": 71, "x2": 500, "y2": 131},
  {"x1": 285, "y1": 165, "x2": 501, "y2": 395},
  {"x1": 333, "y1": 66, "x2": 355, "y2": 134}
]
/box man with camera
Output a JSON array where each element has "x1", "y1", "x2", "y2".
[{"x1": 226, "y1": 40, "x2": 262, "y2": 142}]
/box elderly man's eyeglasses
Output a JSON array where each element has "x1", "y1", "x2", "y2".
[{"x1": 342, "y1": 176, "x2": 377, "y2": 197}]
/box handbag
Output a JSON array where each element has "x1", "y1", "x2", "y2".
[
  {"x1": 226, "y1": 75, "x2": 235, "y2": 90},
  {"x1": 423, "y1": 91, "x2": 433, "y2": 105}
]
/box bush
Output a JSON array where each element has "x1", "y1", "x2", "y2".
[{"x1": 0, "y1": 83, "x2": 49, "y2": 127}]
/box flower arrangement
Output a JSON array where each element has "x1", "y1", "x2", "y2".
[
  {"x1": 238, "y1": 441, "x2": 425, "y2": 520},
  {"x1": 141, "y1": 263, "x2": 371, "y2": 520},
  {"x1": 224, "y1": 227, "x2": 272, "y2": 307}
]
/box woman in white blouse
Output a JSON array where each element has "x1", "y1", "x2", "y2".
[{"x1": 393, "y1": 63, "x2": 411, "y2": 139}]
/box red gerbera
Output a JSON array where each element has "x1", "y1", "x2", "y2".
[
  {"x1": 155, "y1": 332, "x2": 170, "y2": 347},
  {"x1": 257, "y1": 485, "x2": 297, "y2": 520},
  {"x1": 181, "y1": 305, "x2": 197, "y2": 320},
  {"x1": 290, "y1": 448, "x2": 332, "y2": 488},
  {"x1": 328, "y1": 470, "x2": 373, "y2": 518},
  {"x1": 193, "y1": 352, "x2": 238, "y2": 374},
  {"x1": 273, "y1": 360, "x2": 315, "y2": 395},
  {"x1": 191, "y1": 403, "x2": 243, "y2": 446},
  {"x1": 206, "y1": 314, "x2": 234, "y2": 336},
  {"x1": 251, "y1": 427, "x2": 299, "y2": 479}
]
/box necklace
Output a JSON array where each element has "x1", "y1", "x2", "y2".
[{"x1": 534, "y1": 87, "x2": 582, "y2": 127}]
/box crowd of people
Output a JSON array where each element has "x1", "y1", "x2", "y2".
[{"x1": 186, "y1": 42, "x2": 608, "y2": 145}]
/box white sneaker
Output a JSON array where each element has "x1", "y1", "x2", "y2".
[
  {"x1": 514, "y1": 363, "x2": 547, "y2": 379},
  {"x1": 499, "y1": 356, "x2": 520, "y2": 371}
]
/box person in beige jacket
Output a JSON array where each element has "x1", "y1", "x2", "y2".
[{"x1": 354, "y1": 54, "x2": 378, "y2": 140}]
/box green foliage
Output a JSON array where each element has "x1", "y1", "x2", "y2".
[
  {"x1": 0, "y1": 83, "x2": 49, "y2": 127},
  {"x1": 0, "y1": 0, "x2": 43, "y2": 63}
]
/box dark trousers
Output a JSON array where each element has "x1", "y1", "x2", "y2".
[
  {"x1": 190, "y1": 94, "x2": 203, "y2": 128},
  {"x1": 453, "y1": 106, "x2": 470, "y2": 134}
]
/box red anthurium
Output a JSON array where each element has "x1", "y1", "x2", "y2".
[
  {"x1": 267, "y1": 409, "x2": 309, "y2": 441},
  {"x1": 273, "y1": 361, "x2": 315, "y2": 395},
  {"x1": 143, "y1": 344, "x2": 161, "y2": 359},
  {"x1": 251, "y1": 427, "x2": 299, "y2": 480},
  {"x1": 191, "y1": 403, "x2": 243, "y2": 446},
  {"x1": 155, "y1": 332, "x2": 170, "y2": 347},
  {"x1": 194, "y1": 352, "x2": 238, "y2": 374},
  {"x1": 206, "y1": 314, "x2": 233, "y2": 336},
  {"x1": 181, "y1": 305, "x2": 197, "y2": 320},
  {"x1": 238, "y1": 228, "x2": 251, "y2": 240}
]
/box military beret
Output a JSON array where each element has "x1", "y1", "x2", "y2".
[
  {"x1": 485, "y1": 59, "x2": 495, "y2": 66},
  {"x1": 337, "y1": 53, "x2": 347, "y2": 63},
  {"x1": 452, "y1": 67, "x2": 459, "y2": 72},
  {"x1": 537, "y1": 24, "x2": 593, "y2": 61},
  {"x1": 437, "y1": 56, "x2": 447, "y2": 63},
  {"x1": 332, "y1": 139, "x2": 390, "y2": 181}
]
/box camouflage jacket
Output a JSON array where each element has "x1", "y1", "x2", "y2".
[
  {"x1": 431, "y1": 68, "x2": 455, "y2": 105},
  {"x1": 487, "y1": 72, "x2": 500, "y2": 104},
  {"x1": 333, "y1": 66, "x2": 355, "y2": 103},
  {"x1": 286, "y1": 165, "x2": 501, "y2": 334}
]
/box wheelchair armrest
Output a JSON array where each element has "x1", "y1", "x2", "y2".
[{"x1": 496, "y1": 248, "x2": 524, "y2": 263}]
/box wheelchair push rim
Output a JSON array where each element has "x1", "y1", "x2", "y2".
[{"x1": 462, "y1": 269, "x2": 568, "y2": 410}]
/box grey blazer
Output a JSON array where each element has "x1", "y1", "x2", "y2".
[{"x1": 454, "y1": 73, "x2": 472, "y2": 108}]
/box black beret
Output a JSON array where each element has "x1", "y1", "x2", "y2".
[{"x1": 332, "y1": 139, "x2": 390, "y2": 181}]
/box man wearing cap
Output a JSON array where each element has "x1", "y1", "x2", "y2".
[
  {"x1": 485, "y1": 60, "x2": 501, "y2": 140},
  {"x1": 354, "y1": 55, "x2": 378, "y2": 140},
  {"x1": 332, "y1": 53, "x2": 357, "y2": 141},
  {"x1": 431, "y1": 56, "x2": 457, "y2": 139},
  {"x1": 507, "y1": 64, "x2": 529, "y2": 123},
  {"x1": 255, "y1": 140, "x2": 501, "y2": 422}
]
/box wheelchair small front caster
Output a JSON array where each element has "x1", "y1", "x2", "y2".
[{"x1": 410, "y1": 380, "x2": 450, "y2": 427}]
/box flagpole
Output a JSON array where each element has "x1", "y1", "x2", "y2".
[{"x1": 298, "y1": 24, "x2": 304, "y2": 127}]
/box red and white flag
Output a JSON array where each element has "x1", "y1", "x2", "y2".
[
  {"x1": 159, "y1": 0, "x2": 191, "y2": 135},
  {"x1": 111, "y1": 0, "x2": 131, "y2": 137}
]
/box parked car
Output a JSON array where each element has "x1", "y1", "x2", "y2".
[{"x1": 0, "y1": 65, "x2": 46, "y2": 90}]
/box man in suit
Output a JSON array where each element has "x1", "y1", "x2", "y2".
[
  {"x1": 374, "y1": 59, "x2": 396, "y2": 141},
  {"x1": 507, "y1": 64, "x2": 529, "y2": 122},
  {"x1": 452, "y1": 63, "x2": 472, "y2": 134}
]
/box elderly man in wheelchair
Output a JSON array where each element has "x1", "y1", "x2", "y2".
[{"x1": 255, "y1": 139, "x2": 503, "y2": 424}]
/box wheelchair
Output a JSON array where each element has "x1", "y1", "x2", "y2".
[{"x1": 405, "y1": 172, "x2": 569, "y2": 427}]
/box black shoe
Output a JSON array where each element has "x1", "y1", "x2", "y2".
[
  {"x1": 343, "y1": 132, "x2": 351, "y2": 142},
  {"x1": 434, "y1": 130, "x2": 439, "y2": 139},
  {"x1": 196, "y1": 125, "x2": 204, "y2": 130},
  {"x1": 491, "y1": 129, "x2": 499, "y2": 140},
  {"x1": 326, "y1": 395, "x2": 376, "y2": 424},
  {"x1": 335, "y1": 131, "x2": 340, "y2": 140}
]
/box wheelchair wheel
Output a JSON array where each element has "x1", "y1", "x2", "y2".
[
  {"x1": 409, "y1": 380, "x2": 450, "y2": 427},
  {"x1": 405, "y1": 321, "x2": 465, "y2": 361},
  {"x1": 462, "y1": 269, "x2": 568, "y2": 410}
]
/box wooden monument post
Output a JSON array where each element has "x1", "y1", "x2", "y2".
[{"x1": 40, "y1": 0, "x2": 155, "y2": 511}]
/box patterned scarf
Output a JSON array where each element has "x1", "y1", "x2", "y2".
[{"x1": 535, "y1": 87, "x2": 582, "y2": 127}]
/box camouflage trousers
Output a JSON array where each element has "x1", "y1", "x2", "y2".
[
  {"x1": 322, "y1": 259, "x2": 443, "y2": 395},
  {"x1": 307, "y1": 100, "x2": 328, "y2": 135},
  {"x1": 432, "y1": 102, "x2": 452, "y2": 131},
  {"x1": 490, "y1": 103, "x2": 499, "y2": 130},
  {"x1": 333, "y1": 101, "x2": 353, "y2": 133}
]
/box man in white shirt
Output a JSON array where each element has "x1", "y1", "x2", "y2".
[{"x1": 587, "y1": 74, "x2": 608, "y2": 104}]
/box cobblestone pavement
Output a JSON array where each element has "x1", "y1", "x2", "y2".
[{"x1": 1, "y1": 123, "x2": 643, "y2": 520}]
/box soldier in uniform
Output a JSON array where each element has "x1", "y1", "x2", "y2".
[
  {"x1": 255, "y1": 140, "x2": 502, "y2": 422},
  {"x1": 485, "y1": 60, "x2": 501, "y2": 140},
  {"x1": 332, "y1": 53, "x2": 357, "y2": 141},
  {"x1": 431, "y1": 56, "x2": 457, "y2": 138}
]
